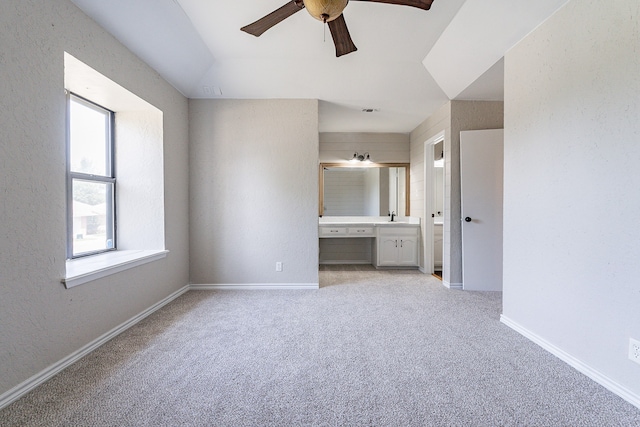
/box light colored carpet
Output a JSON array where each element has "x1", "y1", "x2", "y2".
[{"x1": 1, "y1": 269, "x2": 639, "y2": 426}]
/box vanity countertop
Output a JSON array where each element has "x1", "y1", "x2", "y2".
[
  {"x1": 319, "y1": 217, "x2": 420, "y2": 239},
  {"x1": 319, "y1": 216, "x2": 420, "y2": 226}
]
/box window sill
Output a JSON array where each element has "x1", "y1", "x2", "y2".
[{"x1": 63, "y1": 249, "x2": 169, "y2": 289}]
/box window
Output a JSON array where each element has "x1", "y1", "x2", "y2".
[
  {"x1": 66, "y1": 93, "x2": 116, "y2": 258},
  {"x1": 63, "y1": 52, "x2": 167, "y2": 288}
]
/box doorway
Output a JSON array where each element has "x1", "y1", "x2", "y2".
[
  {"x1": 432, "y1": 140, "x2": 444, "y2": 279},
  {"x1": 423, "y1": 132, "x2": 445, "y2": 280}
]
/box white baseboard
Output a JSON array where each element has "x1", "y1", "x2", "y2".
[
  {"x1": 443, "y1": 280, "x2": 463, "y2": 290},
  {"x1": 190, "y1": 283, "x2": 320, "y2": 290},
  {"x1": 500, "y1": 315, "x2": 640, "y2": 410},
  {"x1": 319, "y1": 261, "x2": 371, "y2": 265},
  {"x1": 420, "y1": 267, "x2": 445, "y2": 276},
  {"x1": 0, "y1": 285, "x2": 190, "y2": 411}
]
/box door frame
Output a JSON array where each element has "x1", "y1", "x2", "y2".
[{"x1": 423, "y1": 131, "x2": 445, "y2": 276}]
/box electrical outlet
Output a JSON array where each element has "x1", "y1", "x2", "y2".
[
  {"x1": 630, "y1": 338, "x2": 640, "y2": 365},
  {"x1": 275, "y1": 262, "x2": 283, "y2": 272}
]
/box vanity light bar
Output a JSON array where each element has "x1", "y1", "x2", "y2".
[{"x1": 350, "y1": 152, "x2": 371, "y2": 163}]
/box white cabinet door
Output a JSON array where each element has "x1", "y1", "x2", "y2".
[
  {"x1": 378, "y1": 237, "x2": 399, "y2": 266},
  {"x1": 376, "y1": 226, "x2": 419, "y2": 267},
  {"x1": 398, "y1": 237, "x2": 418, "y2": 266},
  {"x1": 433, "y1": 224, "x2": 443, "y2": 268}
]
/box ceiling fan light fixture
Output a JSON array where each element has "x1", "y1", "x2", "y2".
[
  {"x1": 303, "y1": 0, "x2": 349, "y2": 23},
  {"x1": 241, "y1": 0, "x2": 434, "y2": 56}
]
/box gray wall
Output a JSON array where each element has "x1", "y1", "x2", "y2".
[
  {"x1": 0, "y1": 0, "x2": 190, "y2": 396},
  {"x1": 410, "y1": 101, "x2": 503, "y2": 284},
  {"x1": 503, "y1": 0, "x2": 640, "y2": 399},
  {"x1": 189, "y1": 99, "x2": 319, "y2": 286}
]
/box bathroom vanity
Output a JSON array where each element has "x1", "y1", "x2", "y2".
[{"x1": 319, "y1": 216, "x2": 420, "y2": 268}]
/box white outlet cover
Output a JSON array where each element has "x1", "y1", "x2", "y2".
[{"x1": 629, "y1": 338, "x2": 640, "y2": 365}]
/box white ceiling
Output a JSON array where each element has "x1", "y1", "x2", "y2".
[{"x1": 70, "y1": 0, "x2": 569, "y2": 133}]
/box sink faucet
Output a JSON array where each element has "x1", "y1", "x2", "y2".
[{"x1": 391, "y1": 211, "x2": 396, "y2": 222}]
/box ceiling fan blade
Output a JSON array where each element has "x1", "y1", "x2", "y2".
[
  {"x1": 350, "y1": 0, "x2": 434, "y2": 11},
  {"x1": 241, "y1": 1, "x2": 305, "y2": 37},
  {"x1": 328, "y1": 14, "x2": 358, "y2": 57}
]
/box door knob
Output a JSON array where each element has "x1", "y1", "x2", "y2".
[{"x1": 464, "y1": 217, "x2": 472, "y2": 222}]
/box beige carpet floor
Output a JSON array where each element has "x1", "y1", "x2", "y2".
[{"x1": 1, "y1": 268, "x2": 639, "y2": 426}]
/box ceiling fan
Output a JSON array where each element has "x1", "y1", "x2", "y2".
[{"x1": 241, "y1": 0, "x2": 435, "y2": 57}]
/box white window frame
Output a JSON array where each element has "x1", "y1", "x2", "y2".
[{"x1": 66, "y1": 92, "x2": 117, "y2": 259}]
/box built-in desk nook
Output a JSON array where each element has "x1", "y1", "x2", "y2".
[{"x1": 319, "y1": 216, "x2": 420, "y2": 268}]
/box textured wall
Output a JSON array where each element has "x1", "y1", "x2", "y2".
[
  {"x1": 116, "y1": 110, "x2": 165, "y2": 251},
  {"x1": 0, "y1": 0, "x2": 189, "y2": 396},
  {"x1": 503, "y1": 0, "x2": 640, "y2": 399},
  {"x1": 189, "y1": 99, "x2": 319, "y2": 285}
]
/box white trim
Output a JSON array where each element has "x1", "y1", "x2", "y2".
[
  {"x1": 0, "y1": 285, "x2": 189, "y2": 411},
  {"x1": 63, "y1": 250, "x2": 168, "y2": 288},
  {"x1": 443, "y1": 280, "x2": 463, "y2": 290},
  {"x1": 319, "y1": 261, "x2": 371, "y2": 265},
  {"x1": 500, "y1": 315, "x2": 640, "y2": 410},
  {"x1": 190, "y1": 283, "x2": 320, "y2": 291}
]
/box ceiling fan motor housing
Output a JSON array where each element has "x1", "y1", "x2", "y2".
[{"x1": 303, "y1": 0, "x2": 349, "y2": 23}]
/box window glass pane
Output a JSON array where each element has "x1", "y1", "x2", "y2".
[
  {"x1": 72, "y1": 180, "x2": 114, "y2": 256},
  {"x1": 69, "y1": 97, "x2": 110, "y2": 176}
]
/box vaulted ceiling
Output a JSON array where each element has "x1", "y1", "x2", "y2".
[{"x1": 70, "y1": 0, "x2": 569, "y2": 133}]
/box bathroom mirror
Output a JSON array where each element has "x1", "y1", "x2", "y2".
[{"x1": 319, "y1": 163, "x2": 410, "y2": 216}]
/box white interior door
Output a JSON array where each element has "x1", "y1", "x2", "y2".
[{"x1": 460, "y1": 129, "x2": 504, "y2": 291}]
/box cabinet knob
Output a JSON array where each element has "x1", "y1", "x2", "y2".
[{"x1": 464, "y1": 217, "x2": 472, "y2": 222}]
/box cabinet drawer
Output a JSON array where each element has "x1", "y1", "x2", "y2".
[
  {"x1": 377, "y1": 226, "x2": 419, "y2": 237},
  {"x1": 320, "y1": 227, "x2": 347, "y2": 237},
  {"x1": 348, "y1": 227, "x2": 374, "y2": 237}
]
